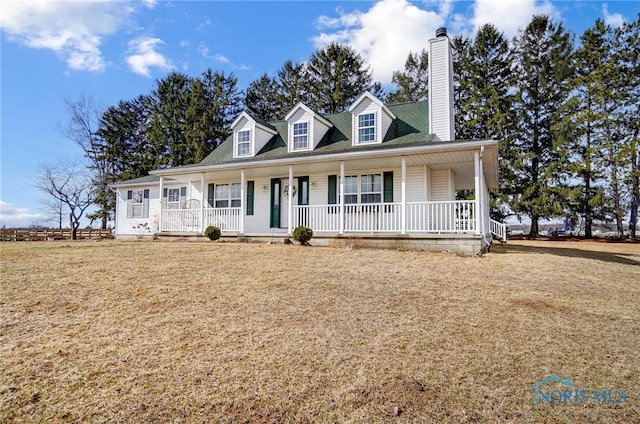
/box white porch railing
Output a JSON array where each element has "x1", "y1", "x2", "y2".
[
  {"x1": 293, "y1": 205, "x2": 341, "y2": 232},
  {"x1": 292, "y1": 200, "x2": 478, "y2": 234},
  {"x1": 490, "y1": 218, "x2": 507, "y2": 242},
  {"x1": 161, "y1": 208, "x2": 241, "y2": 233},
  {"x1": 162, "y1": 209, "x2": 202, "y2": 232},
  {"x1": 204, "y1": 207, "x2": 241, "y2": 232},
  {"x1": 407, "y1": 200, "x2": 476, "y2": 233}
]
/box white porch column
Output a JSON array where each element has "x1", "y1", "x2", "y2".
[
  {"x1": 474, "y1": 151, "x2": 481, "y2": 235},
  {"x1": 199, "y1": 173, "x2": 205, "y2": 233},
  {"x1": 240, "y1": 169, "x2": 245, "y2": 234},
  {"x1": 158, "y1": 176, "x2": 164, "y2": 233},
  {"x1": 339, "y1": 161, "x2": 345, "y2": 234},
  {"x1": 401, "y1": 157, "x2": 407, "y2": 234},
  {"x1": 480, "y1": 154, "x2": 486, "y2": 236},
  {"x1": 287, "y1": 165, "x2": 293, "y2": 234}
]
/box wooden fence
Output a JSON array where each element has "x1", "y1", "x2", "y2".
[{"x1": 0, "y1": 228, "x2": 113, "y2": 241}]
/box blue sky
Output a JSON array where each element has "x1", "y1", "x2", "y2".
[{"x1": 0, "y1": 0, "x2": 637, "y2": 227}]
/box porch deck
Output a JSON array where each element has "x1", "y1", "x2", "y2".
[{"x1": 160, "y1": 200, "x2": 506, "y2": 240}]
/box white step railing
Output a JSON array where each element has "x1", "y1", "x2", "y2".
[{"x1": 490, "y1": 218, "x2": 507, "y2": 242}]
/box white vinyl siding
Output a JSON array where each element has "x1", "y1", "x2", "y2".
[
  {"x1": 312, "y1": 118, "x2": 331, "y2": 149},
  {"x1": 430, "y1": 169, "x2": 455, "y2": 201},
  {"x1": 405, "y1": 166, "x2": 426, "y2": 202},
  {"x1": 350, "y1": 95, "x2": 394, "y2": 146},
  {"x1": 286, "y1": 105, "x2": 332, "y2": 152},
  {"x1": 232, "y1": 114, "x2": 277, "y2": 158},
  {"x1": 242, "y1": 177, "x2": 271, "y2": 233},
  {"x1": 428, "y1": 36, "x2": 454, "y2": 141},
  {"x1": 116, "y1": 187, "x2": 160, "y2": 236}
]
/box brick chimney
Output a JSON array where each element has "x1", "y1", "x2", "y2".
[{"x1": 428, "y1": 27, "x2": 455, "y2": 141}]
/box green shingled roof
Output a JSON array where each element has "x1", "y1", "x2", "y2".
[{"x1": 196, "y1": 100, "x2": 434, "y2": 167}]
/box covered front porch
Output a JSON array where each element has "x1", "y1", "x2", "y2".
[{"x1": 153, "y1": 143, "x2": 505, "y2": 243}]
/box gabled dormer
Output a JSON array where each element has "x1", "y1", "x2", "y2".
[
  {"x1": 349, "y1": 92, "x2": 396, "y2": 146},
  {"x1": 231, "y1": 111, "x2": 278, "y2": 158},
  {"x1": 284, "y1": 103, "x2": 333, "y2": 153}
]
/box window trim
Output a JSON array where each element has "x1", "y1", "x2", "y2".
[
  {"x1": 127, "y1": 189, "x2": 149, "y2": 218},
  {"x1": 213, "y1": 183, "x2": 242, "y2": 208},
  {"x1": 292, "y1": 121, "x2": 309, "y2": 150},
  {"x1": 236, "y1": 130, "x2": 251, "y2": 157},
  {"x1": 166, "y1": 188, "x2": 180, "y2": 209},
  {"x1": 357, "y1": 112, "x2": 376, "y2": 144},
  {"x1": 338, "y1": 174, "x2": 382, "y2": 204}
]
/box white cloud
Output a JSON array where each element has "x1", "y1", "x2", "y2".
[
  {"x1": 126, "y1": 37, "x2": 173, "y2": 77},
  {"x1": 313, "y1": 0, "x2": 446, "y2": 85},
  {"x1": 471, "y1": 0, "x2": 558, "y2": 38},
  {"x1": 141, "y1": 0, "x2": 157, "y2": 9},
  {"x1": 0, "y1": 0, "x2": 134, "y2": 72},
  {"x1": 602, "y1": 3, "x2": 625, "y2": 28},
  {"x1": 197, "y1": 44, "x2": 229, "y2": 63},
  {"x1": 196, "y1": 18, "x2": 212, "y2": 31},
  {"x1": 0, "y1": 200, "x2": 45, "y2": 228}
]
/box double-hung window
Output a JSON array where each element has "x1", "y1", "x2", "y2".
[
  {"x1": 292, "y1": 122, "x2": 309, "y2": 150},
  {"x1": 358, "y1": 113, "x2": 376, "y2": 143},
  {"x1": 127, "y1": 189, "x2": 149, "y2": 218},
  {"x1": 166, "y1": 188, "x2": 181, "y2": 209},
  {"x1": 236, "y1": 130, "x2": 251, "y2": 156},
  {"x1": 214, "y1": 183, "x2": 241, "y2": 208},
  {"x1": 360, "y1": 174, "x2": 382, "y2": 203},
  {"x1": 343, "y1": 176, "x2": 358, "y2": 204}
]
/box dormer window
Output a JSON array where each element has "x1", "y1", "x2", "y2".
[
  {"x1": 349, "y1": 92, "x2": 396, "y2": 147},
  {"x1": 292, "y1": 122, "x2": 309, "y2": 150},
  {"x1": 285, "y1": 103, "x2": 332, "y2": 153},
  {"x1": 358, "y1": 113, "x2": 376, "y2": 143},
  {"x1": 231, "y1": 111, "x2": 278, "y2": 158},
  {"x1": 236, "y1": 130, "x2": 251, "y2": 156}
]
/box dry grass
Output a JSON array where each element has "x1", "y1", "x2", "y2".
[{"x1": 1, "y1": 239, "x2": 638, "y2": 423}]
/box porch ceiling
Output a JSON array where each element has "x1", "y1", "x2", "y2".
[{"x1": 159, "y1": 144, "x2": 499, "y2": 189}]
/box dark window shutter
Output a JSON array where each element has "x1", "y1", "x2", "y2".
[
  {"x1": 207, "y1": 184, "x2": 214, "y2": 208},
  {"x1": 383, "y1": 172, "x2": 394, "y2": 203},
  {"x1": 162, "y1": 187, "x2": 168, "y2": 209},
  {"x1": 126, "y1": 190, "x2": 133, "y2": 218},
  {"x1": 142, "y1": 189, "x2": 150, "y2": 217},
  {"x1": 328, "y1": 175, "x2": 337, "y2": 204},
  {"x1": 246, "y1": 181, "x2": 254, "y2": 215}
]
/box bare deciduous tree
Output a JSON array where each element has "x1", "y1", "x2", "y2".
[
  {"x1": 39, "y1": 197, "x2": 65, "y2": 229},
  {"x1": 34, "y1": 160, "x2": 93, "y2": 240},
  {"x1": 59, "y1": 96, "x2": 114, "y2": 229}
]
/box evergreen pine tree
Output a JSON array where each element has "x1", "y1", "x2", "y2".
[{"x1": 509, "y1": 15, "x2": 574, "y2": 236}]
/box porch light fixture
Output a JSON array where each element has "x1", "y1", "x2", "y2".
[{"x1": 262, "y1": 185, "x2": 268, "y2": 192}]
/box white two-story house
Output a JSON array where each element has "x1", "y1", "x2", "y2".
[{"x1": 111, "y1": 28, "x2": 504, "y2": 253}]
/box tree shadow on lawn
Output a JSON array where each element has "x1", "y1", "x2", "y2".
[{"x1": 491, "y1": 242, "x2": 640, "y2": 267}]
